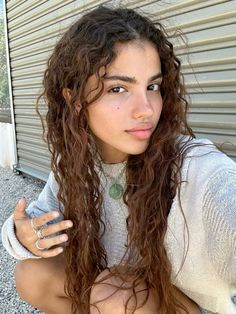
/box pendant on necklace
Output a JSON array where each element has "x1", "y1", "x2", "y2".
[{"x1": 109, "y1": 182, "x2": 124, "y2": 200}]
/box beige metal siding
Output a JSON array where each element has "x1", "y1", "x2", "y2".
[
  {"x1": 154, "y1": 0, "x2": 236, "y2": 160},
  {"x1": 6, "y1": 0, "x2": 236, "y2": 180},
  {"x1": 6, "y1": 0, "x2": 109, "y2": 180}
]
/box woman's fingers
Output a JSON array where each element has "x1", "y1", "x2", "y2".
[
  {"x1": 39, "y1": 246, "x2": 64, "y2": 258},
  {"x1": 34, "y1": 233, "x2": 69, "y2": 258},
  {"x1": 32, "y1": 211, "x2": 61, "y2": 229},
  {"x1": 13, "y1": 198, "x2": 28, "y2": 220},
  {"x1": 31, "y1": 215, "x2": 73, "y2": 257},
  {"x1": 32, "y1": 232, "x2": 69, "y2": 258},
  {"x1": 38, "y1": 233, "x2": 68, "y2": 250},
  {"x1": 31, "y1": 218, "x2": 73, "y2": 258},
  {"x1": 39, "y1": 220, "x2": 73, "y2": 238},
  {"x1": 13, "y1": 200, "x2": 73, "y2": 258},
  {"x1": 13, "y1": 197, "x2": 74, "y2": 258}
]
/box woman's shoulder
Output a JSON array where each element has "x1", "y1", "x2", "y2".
[
  {"x1": 178, "y1": 135, "x2": 219, "y2": 156},
  {"x1": 178, "y1": 135, "x2": 236, "y2": 182},
  {"x1": 173, "y1": 136, "x2": 236, "y2": 285}
]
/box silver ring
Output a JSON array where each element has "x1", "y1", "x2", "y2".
[
  {"x1": 30, "y1": 218, "x2": 38, "y2": 234},
  {"x1": 35, "y1": 239, "x2": 44, "y2": 250},
  {"x1": 36, "y1": 226, "x2": 45, "y2": 239}
]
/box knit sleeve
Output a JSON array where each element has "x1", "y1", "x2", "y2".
[
  {"x1": 202, "y1": 165, "x2": 236, "y2": 284},
  {"x1": 25, "y1": 171, "x2": 61, "y2": 218},
  {"x1": 1, "y1": 215, "x2": 40, "y2": 260},
  {"x1": 1, "y1": 171, "x2": 62, "y2": 260}
]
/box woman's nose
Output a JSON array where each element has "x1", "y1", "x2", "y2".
[{"x1": 133, "y1": 94, "x2": 154, "y2": 119}]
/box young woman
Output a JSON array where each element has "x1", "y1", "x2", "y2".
[{"x1": 2, "y1": 5, "x2": 236, "y2": 314}]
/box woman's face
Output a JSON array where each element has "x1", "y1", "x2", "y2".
[{"x1": 86, "y1": 40, "x2": 163, "y2": 164}]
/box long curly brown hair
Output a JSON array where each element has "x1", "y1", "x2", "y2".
[{"x1": 37, "y1": 5, "x2": 196, "y2": 314}]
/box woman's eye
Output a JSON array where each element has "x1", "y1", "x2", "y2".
[
  {"x1": 108, "y1": 86, "x2": 126, "y2": 93},
  {"x1": 148, "y1": 83, "x2": 160, "y2": 91}
]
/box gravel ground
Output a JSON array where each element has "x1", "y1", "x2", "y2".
[{"x1": 0, "y1": 166, "x2": 45, "y2": 314}]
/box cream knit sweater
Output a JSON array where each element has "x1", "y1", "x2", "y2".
[{"x1": 2, "y1": 138, "x2": 236, "y2": 313}]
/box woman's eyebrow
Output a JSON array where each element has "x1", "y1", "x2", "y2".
[
  {"x1": 103, "y1": 73, "x2": 162, "y2": 84},
  {"x1": 103, "y1": 75, "x2": 137, "y2": 84},
  {"x1": 149, "y1": 73, "x2": 162, "y2": 81}
]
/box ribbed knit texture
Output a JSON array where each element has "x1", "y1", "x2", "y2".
[{"x1": 203, "y1": 167, "x2": 236, "y2": 284}]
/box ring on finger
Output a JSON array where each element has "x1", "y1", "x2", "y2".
[
  {"x1": 36, "y1": 226, "x2": 45, "y2": 239},
  {"x1": 35, "y1": 238, "x2": 45, "y2": 251},
  {"x1": 30, "y1": 218, "x2": 38, "y2": 234}
]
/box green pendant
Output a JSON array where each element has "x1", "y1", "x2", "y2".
[{"x1": 109, "y1": 183, "x2": 124, "y2": 200}]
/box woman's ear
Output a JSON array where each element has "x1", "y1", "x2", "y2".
[
  {"x1": 62, "y1": 88, "x2": 71, "y2": 105},
  {"x1": 63, "y1": 88, "x2": 81, "y2": 114}
]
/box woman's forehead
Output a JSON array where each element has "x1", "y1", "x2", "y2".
[
  {"x1": 106, "y1": 41, "x2": 160, "y2": 78},
  {"x1": 85, "y1": 40, "x2": 161, "y2": 90}
]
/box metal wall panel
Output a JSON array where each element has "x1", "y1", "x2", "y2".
[
  {"x1": 155, "y1": 0, "x2": 236, "y2": 161},
  {"x1": 5, "y1": 0, "x2": 236, "y2": 180},
  {"x1": 6, "y1": 0, "x2": 110, "y2": 180}
]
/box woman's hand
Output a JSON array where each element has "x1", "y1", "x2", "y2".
[{"x1": 13, "y1": 198, "x2": 73, "y2": 258}]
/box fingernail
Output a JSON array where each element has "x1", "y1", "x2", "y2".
[
  {"x1": 66, "y1": 221, "x2": 73, "y2": 227},
  {"x1": 52, "y1": 212, "x2": 60, "y2": 218},
  {"x1": 18, "y1": 198, "x2": 25, "y2": 205},
  {"x1": 60, "y1": 234, "x2": 68, "y2": 241}
]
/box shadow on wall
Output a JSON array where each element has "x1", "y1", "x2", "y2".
[{"x1": 0, "y1": 122, "x2": 15, "y2": 168}]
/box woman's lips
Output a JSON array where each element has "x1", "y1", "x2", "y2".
[{"x1": 126, "y1": 128, "x2": 153, "y2": 140}]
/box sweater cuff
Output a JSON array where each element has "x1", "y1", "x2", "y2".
[{"x1": 1, "y1": 215, "x2": 41, "y2": 260}]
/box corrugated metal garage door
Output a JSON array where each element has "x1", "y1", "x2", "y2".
[{"x1": 5, "y1": 0, "x2": 236, "y2": 181}]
